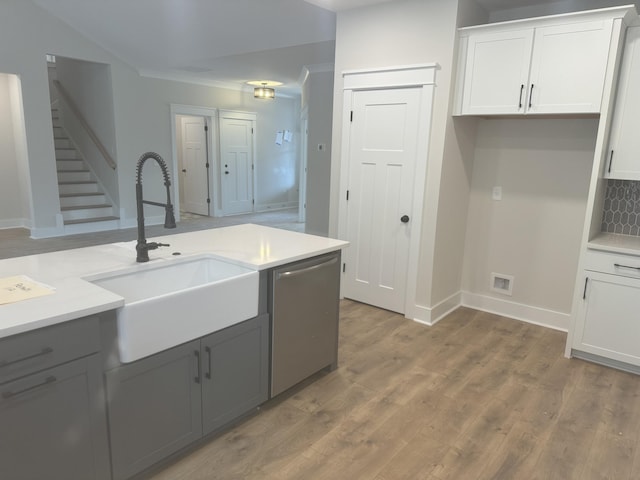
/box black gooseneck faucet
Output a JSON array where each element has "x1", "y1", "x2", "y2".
[{"x1": 135, "y1": 152, "x2": 176, "y2": 262}]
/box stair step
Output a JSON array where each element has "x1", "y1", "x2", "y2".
[
  {"x1": 58, "y1": 181, "x2": 100, "y2": 195},
  {"x1": 55, "y1": 148, "x2": 80, "y2": 160},
  {"x1": 61, "y1": 203, "x2": 112, "y2": 211},
  {"x1": 56, "y1": 159, "x2": 85, "y2": 170},
  {"x1": 61, "y1": 204, "x2": 115, "y2": 221},
  {"x1": 57, "y1": 171, "x2": 92, "y2": 182},
  {"x1": 59, "y1": 193, "x2": 107, "y2": 208},
  {"x1": 54, "y1": 138, "x2": 71, "y2": 149},
  {"x1": 64, "y1": 216, "x2": 120, "y2": 226}
]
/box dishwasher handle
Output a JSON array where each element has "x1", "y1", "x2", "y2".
[{"x1": 276, "y1": 256, "x2": 338, "y2": 280}]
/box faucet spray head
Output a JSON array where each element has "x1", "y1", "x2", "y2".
[{"x1": 164, "y1": 204, "x2": 176, "y2": 229}]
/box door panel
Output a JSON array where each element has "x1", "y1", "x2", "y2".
[
  {"x1": 344, "y1": 88, "x2": 421, "y2": 313},
  {"x1": 220, "y1": 117, "x2": 254, "y2": 215}
]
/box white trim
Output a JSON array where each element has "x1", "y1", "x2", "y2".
[
  {"x1": 412, "y1": 291, "x2": 462, "y2": 326},
  {"x1": 170, "y1": 104, "x2": 218, "y2": 219},
  {"x1": 342, "y1": 63, "x2": 438, "y2": 91},
  {"x1": 255, "y1": 201, "x2": 299, "y2": 212},
  {"x1": 0, "y1": 218, "x2": 30, "y2": 230},
  {"x1": 461, "y1": 291, "x2": 570, "y2": 332},
  {"x1": 338, "y1": 64, "x2": 438, "y2": 322}
]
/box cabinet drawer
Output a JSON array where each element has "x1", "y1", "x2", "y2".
[
  {"x1": 0, "y1": 317, "x2": 100, "y2": 384},
  {"x1": 584, "y1": 249, "x2": 640, "y2": 278}
]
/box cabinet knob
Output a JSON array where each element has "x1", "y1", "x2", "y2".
[{"x1": 401, "y1": 215, "x2": 410, "y2": 223}]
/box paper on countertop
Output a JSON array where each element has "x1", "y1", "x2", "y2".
[{"x1": 0, "y1": 275, "x2": 56, "y2": 305}]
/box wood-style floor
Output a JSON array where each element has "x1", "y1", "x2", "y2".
[{"x1": 147, "y1": 300, "x2": 640, "y2": 480}]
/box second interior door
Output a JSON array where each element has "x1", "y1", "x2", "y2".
[{"x1": 219, "y1": 114, "x2": 255, "y2": 216}]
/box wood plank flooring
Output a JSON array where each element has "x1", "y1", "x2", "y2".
[{"x1": 146, "y1": 300, "x2": 640, "y2": 480}]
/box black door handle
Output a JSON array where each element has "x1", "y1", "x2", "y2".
[
  {"x1": 225, "y1": 171, "x2": 229, "y2": 175},
  {"x1": 401, "y1": 215, "x2": 410, "y2": 223},
  {"x1": 181, "y1": 169, "x2": 186, "y2": 173}
]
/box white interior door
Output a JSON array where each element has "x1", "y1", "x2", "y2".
[
  {"x1": 180, "y1": 116, "x2": 209, "y2": 216},
  {"x1": 343, "y1": 87, "x2": 421, "y2": 314},
  {"x1": 220, "y1": 115, "x2": 255, "y2": 216}
]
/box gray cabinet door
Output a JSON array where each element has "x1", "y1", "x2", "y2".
[
  {"x1": 105, "y1": 340, "x2": 202, "y2": 480},
  {"x1": 0, "y1": 355, "x2": 110, "y2": 480},
  {"x1": 201, "y1": 314, "x2": 269, "y2": 435}
]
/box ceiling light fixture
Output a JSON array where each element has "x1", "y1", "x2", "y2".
[{"x1": 254, "y1": 82, "x2": 275, "y2": 100}]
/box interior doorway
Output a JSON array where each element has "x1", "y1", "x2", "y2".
[
  {"x1": 176, "y1": 115, "x2": 210, "y2": 216},
  {"x1": 170, "y1": 105, "x2": 218, "y2": 220}
]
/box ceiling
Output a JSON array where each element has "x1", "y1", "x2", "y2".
[{"x1": 33, "y1": 0, "x2": 569, "y2": 97}]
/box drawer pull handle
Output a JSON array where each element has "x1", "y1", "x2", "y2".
[
  {"x1": 614, "y1": 263, "x2": 640, "y2": 271},
  {"x1": 205, "y1": 346, "x2": 212, "y2": 380},
  {"x1": 529, "y1": 84, "x2": 534, "y2": 108},
  {"x1": 2, "y1": 375, "x2": 56, "y2": 399},
  {"x1": 0, "y1": 347, "x2": 53, "y2": 369},
  {"x1": 194, "y1": 350, "x2": 201, "y2": 384},
  {"x1": 583, "y1": 277, "x2": 589, "y2": 300}
]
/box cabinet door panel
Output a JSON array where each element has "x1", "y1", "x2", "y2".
[
  {"x1": 528, "y1": 20, "x2": 612, "y2": 114},
  {"x1": 0, "y1": 356, "x2": 110, "y2": 480},
  {"x1": 201, "y1": 314, "x2": 269, "y2": 435},
  {"x1": 461, "y1": 29, "x2": 533, "y2": 115},
  {"x1": 575, "y1": 271, "x2": 640, "y2": 365},
  {"x1": 607, "y1": 26, "x2": 640, "y2": 180},
  {"x1": 106, "y1": 341, "x2": 202, "y2": 480}
]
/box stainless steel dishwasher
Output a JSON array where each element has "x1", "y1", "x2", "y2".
[{"x1": 270, "y1": 251, "x2": 341, "y2": 397}]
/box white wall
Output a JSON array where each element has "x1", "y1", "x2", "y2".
[
  {"x1": 303, "y1": 69, "x2": 333, "y2": 236},
  {"x1": 462, "y1": 118, "x2": 597, "y2": 327}
]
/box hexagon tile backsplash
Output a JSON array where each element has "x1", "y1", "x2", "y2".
[{"x1": 601, "y1": 180, "x2": 640, "y2": 236}]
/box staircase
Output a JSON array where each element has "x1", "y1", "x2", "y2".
[{"x1": 52, "y1": 107, "x2": 119, "y2": 233}]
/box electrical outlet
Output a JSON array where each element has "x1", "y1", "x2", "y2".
[{"x1": 492, "y1": 186, "x2": 502, "y2": 201}]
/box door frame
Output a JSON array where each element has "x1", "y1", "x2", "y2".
[
  {"x1": 338, "y1": 64, "x2": 436, "y2": 321},
  {"x1": 218, "y1": 109, "x2": 257, "y2": 216},
  {"x1": 170, "y1": 104, "x2": 219, "y2": 219}
]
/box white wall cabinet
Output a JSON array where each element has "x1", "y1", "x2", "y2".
[
  {"x1": 456, "y1": 10, "x2": 621, "y2": 116},
  {"x1": 571, "y1": 251, "x2": 640, "y2": 366},
  {"x1": 606, "y1": 26, "x2": 640, "y2": 180}
]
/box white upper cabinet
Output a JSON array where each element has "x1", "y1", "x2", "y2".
[
  {"x1": 455, "y1": 7, "x2": 634, "y2": 116},
  {"x1": 461, "y1": 29, "x2": 533, "y2": 115},
  {"x1": 606, "y1": 26, "x2": 640, "y2": 180}
]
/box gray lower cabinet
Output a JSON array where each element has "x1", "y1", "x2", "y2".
[
  {"x1": 106, "y1": 313, "x2": 269, "y2": 480},
  {"x1": 201, "y1": 314, "x2": 270, "y2": 434},
  {"x1": 0, "y1": 317, "x2": 110, "y2": 480}
]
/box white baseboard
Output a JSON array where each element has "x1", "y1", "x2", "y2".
[
  {"x1": 461, "y1": 291, "x2": 569, "y2": 332},
  {"x1": 255, "y1": 202, "x2": 298, "y2": 213},
  {"x1": 410, "y1": 291, "x2": 462, "y2": 326},
  {"x1": 0, "y1": 218, "x2": 30, "y2": 230}
]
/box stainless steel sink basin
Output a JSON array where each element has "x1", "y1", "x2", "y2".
[{"x1": 86, "y1": 255, "x2": 258, "y2": 362}]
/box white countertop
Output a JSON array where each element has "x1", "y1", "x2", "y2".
[
  {"x1": 0, "y1": 224, "x2": 348, "y2": 339},
  {"x1": 588, "y1": 233, "x2": 640, "y2": 256}
]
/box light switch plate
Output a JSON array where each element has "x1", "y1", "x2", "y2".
[{"x1": 492, "y1": 186, "x2": 502, "y2": 201}]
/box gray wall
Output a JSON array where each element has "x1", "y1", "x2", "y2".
[
  {"x1": 0, "y1": 74, "x2": 22, "y2": 225},
  {"x1": 0, "y1": 1, "x2": 299, "y2": 236},
  {"x1": 303, "y1": 69, "x2": 333, "y2": 237}
]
